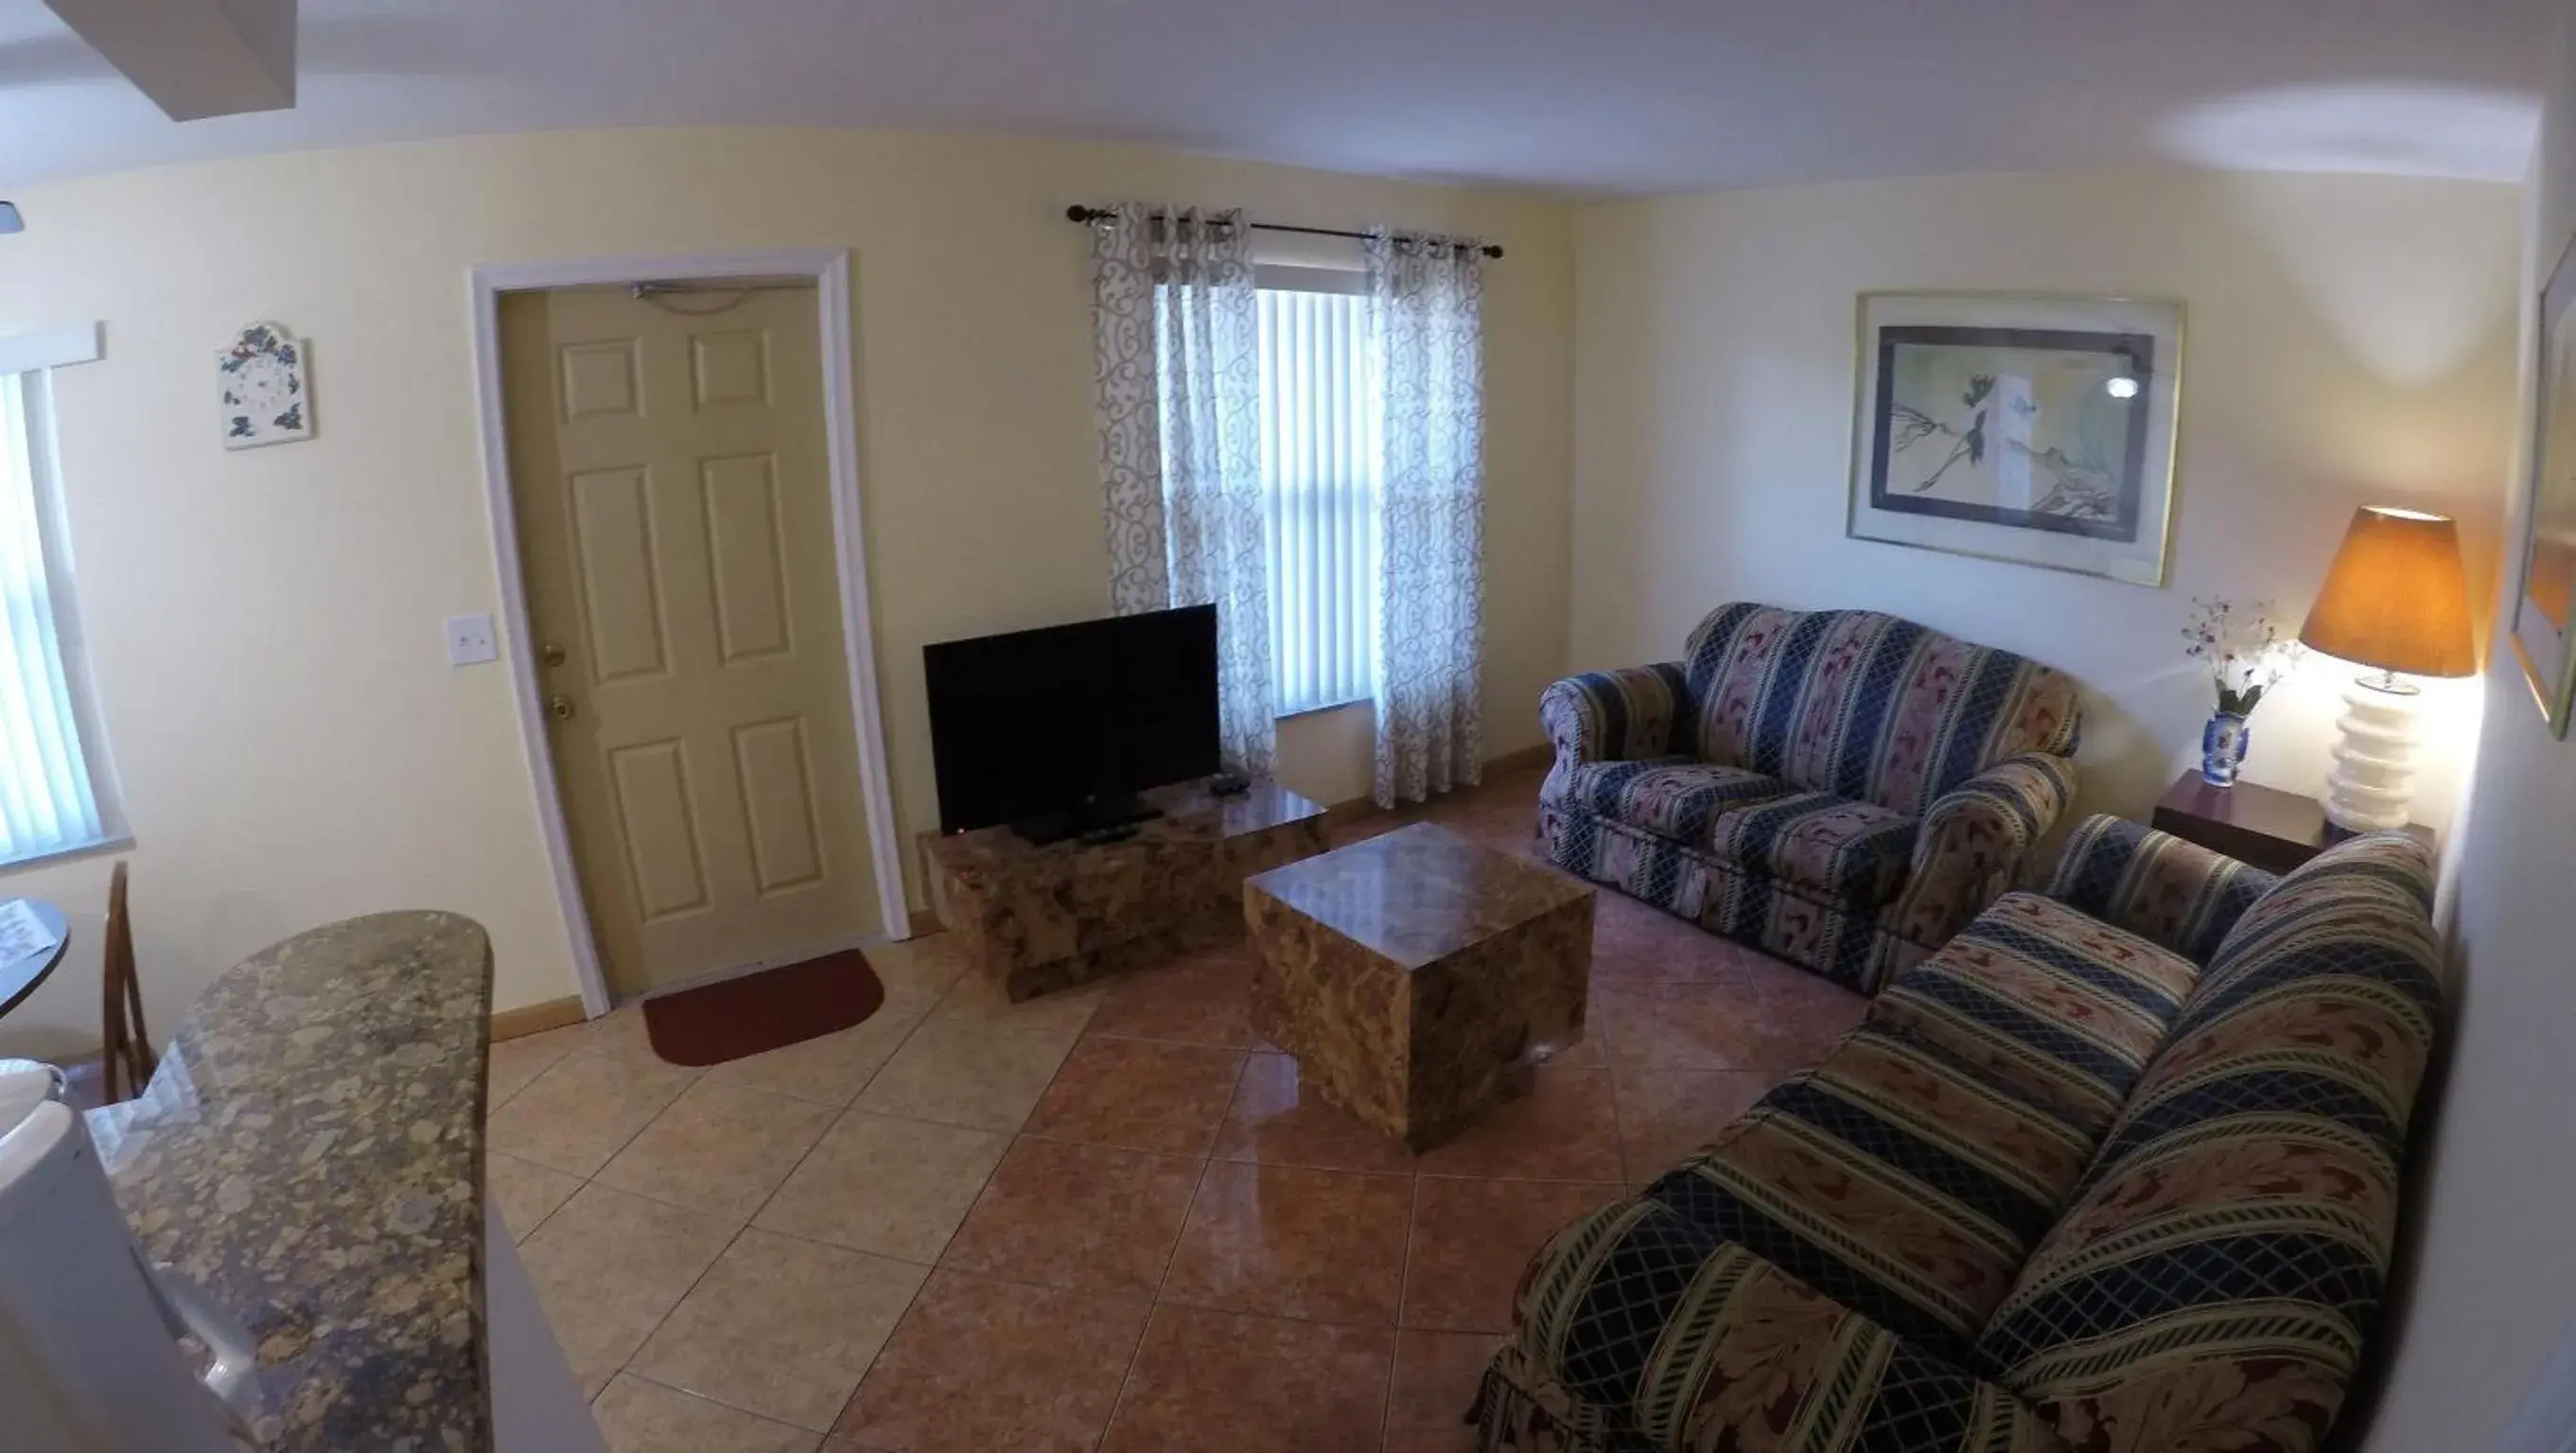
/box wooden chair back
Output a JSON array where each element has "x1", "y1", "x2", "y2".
[{"x1": 100, "y1": 861, "x2": 156, "y2": 1103}]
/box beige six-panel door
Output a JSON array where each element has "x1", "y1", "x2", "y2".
[{"x1": 502, "y1": 284, "x2": 878, "y2": 996}]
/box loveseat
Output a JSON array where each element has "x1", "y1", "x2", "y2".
[
  {"x1": 1539, "y1": 604, "x2": 2083, "y2": 995},
  {"x1": 1474, "y1": 817, "x2": 2443, "y2": 1453}
]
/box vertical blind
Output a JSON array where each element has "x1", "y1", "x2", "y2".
[
  {"x1": 1256, "y1": 287, "x2": 1380, "y2": 715},
  {"x1": 0, "y1": 371, "x2": 106, "y2": 865}
]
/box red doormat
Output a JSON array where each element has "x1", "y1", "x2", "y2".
[{"x1": 640, "y1": 949, "x2": 886, "y2": 1067}]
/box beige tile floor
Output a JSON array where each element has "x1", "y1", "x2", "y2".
[
  {"x1": 489, "y1": 933, "x2": 1049, "y2": 1445},
  {"x1": 485, "y1": 769, "x2": 1867, "y2": 1452}
]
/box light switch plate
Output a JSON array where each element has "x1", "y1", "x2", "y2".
[{"x1": 446, "y1": 613, "x2": 499, "y2": 667}]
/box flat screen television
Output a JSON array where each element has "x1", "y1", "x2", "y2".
[{"x1": 923, "y1": 604, "x2": 1221, "y2": 842}]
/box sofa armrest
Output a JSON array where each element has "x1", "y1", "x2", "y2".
[
  {"x1": 1884, "y1": 751, "x2": 2078, "y2": 954},
  {"x1": 1482, "y1": 1198, "x2": 2066, "y2": 1451},
  {"x1": 1538, "y1": 663, "x2": 1691, "y2": 773},
  {"x1": 2041, "y1": 814, "x2": 2278, "y2": 966}
]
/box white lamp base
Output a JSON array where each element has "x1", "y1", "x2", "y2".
[{"x1": 2322, "y1": 673, "x2": 2420, "y2": 833}]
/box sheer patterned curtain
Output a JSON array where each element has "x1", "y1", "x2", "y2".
[
  {"x1": 1089, "y1": 203, "x2": 1275, "y2": 778},
  {"x1": 1366, "y1": 232, "x2": 1486, "y2": 808}
]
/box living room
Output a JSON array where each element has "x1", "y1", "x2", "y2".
[{"x1": 0, "y1": 1, "x2": 2570, "y2": 1450}]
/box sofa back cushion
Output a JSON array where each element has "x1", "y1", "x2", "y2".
[
  {"x1": 1682, "y1": 604, "x2": 2081, "y2": 818},
  {"x1": 2044, "y1": 815, "x2": 2279, "y2": 966},
  {"x1": 1971, "y1": 832, "x2": 2444, "y2": 1453},
  {"x1": 1870, "y1": 890, "x2": 2202, "y2": 1136}
]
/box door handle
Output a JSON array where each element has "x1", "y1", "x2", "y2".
[
  {"x1": 547, "y1": 693, "x2": 576, "y2": 721},
  {"x1": 540, "y1": 641, "x2": 568, "y2": 669}
]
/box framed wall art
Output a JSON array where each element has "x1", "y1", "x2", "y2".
[
  {"x1": 1848, "y1": 290, "x2": 2182, "y2": 586},
  {"x1": 2513, "y1": 231, "x2": 2576, "y2": 738},
  {"x1": 219, "y1": 321, "x2": 312, "y2": 449}
]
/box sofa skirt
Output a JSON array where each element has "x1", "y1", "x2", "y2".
[{"x1": 1539, "y1": 801, "x2": 1933, "y2": 995}]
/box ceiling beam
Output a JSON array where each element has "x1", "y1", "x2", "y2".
[{"x1": 41, "y1": 0, "x2": 295, "y2": 122}]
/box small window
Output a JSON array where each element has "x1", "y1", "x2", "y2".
[
  {"x1": 0, "y1": 365, "x2": 121, "y2": 868},
  {"x1": 1254, "y1": 268, "x2": 1378, "y2": 715}
]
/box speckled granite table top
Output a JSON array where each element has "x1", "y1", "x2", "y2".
[
  {"x1": 1245, "y1": 822, "x2": 1592, "y2": 970},
  {"x1": 85, "y1": 911, "x2": 496, "y2": 1453}
]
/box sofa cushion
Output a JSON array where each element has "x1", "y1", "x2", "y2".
[
  {"x1": 1636, "y1": 1021, "x2": 2099, "y2": 1360},
  {"x1": 1557, "y1": 757, "x2": 1794, "y2": 846},
  {"x1": 2201, "y1": 830, "x2": 2437, "y2": 990},
  {"x1": 1870, "y1": 891, "x2": 2201, "y2": 1135},
  {"x1": 1539, "y1": 662, "x2": 1699, "y2": 769},
  {"x1": 1706, "y1": 791, "x2": 1919, "y2": 907},
  {"x1": 1500, "y1": 1225, "x2": 2059, "y2": 1452},
  {"x1": 1681, "y1": 603, "x2": 2081, "y2": 819},
  {"x1": 1858, "y1": 628, "x2": 2081, "y2": 819},
  {"x1": 2044, "y1": 815, "x2": 2278, "y2": 966},
  {"x1": 1972, "y1": 834, "x2": 2442, "y2": 1453},
  {"x1": 1543, "y1": 805, "x2": 1938, "y2": 997},
  {"x1": 1681, "y1": 602, "x2": 1808, "y2": 771}
]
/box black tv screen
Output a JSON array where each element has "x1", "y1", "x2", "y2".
[{"x1": 923, "y1": 604, "x2": 1221, "y2": 835}]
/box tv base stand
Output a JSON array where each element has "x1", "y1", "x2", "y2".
[
  {"x1": 1011, "y1": 793, "x2": 1162, "y2": 847},
  {"x1": 920, "y1": 778, "x2": 1329, "y2": 1002}
]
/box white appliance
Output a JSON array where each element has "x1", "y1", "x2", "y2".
[{"x1": 0, "y1": 1060, "x2": 259, "y2": 1451}]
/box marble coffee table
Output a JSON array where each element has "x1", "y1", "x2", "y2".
[{"x1": 1243, "y1": 822, "x2": 1594, "y2": 1151}]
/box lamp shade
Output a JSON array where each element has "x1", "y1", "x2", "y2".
[{"x1": 2298, "y1": 506, "x2": 2477, "y2": 677}]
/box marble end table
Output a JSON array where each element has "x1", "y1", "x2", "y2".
[
  {"x1": 1243, "y1": 821, "x2": 1595, "y2": 1151},
  {"x1": 922, "y1": 777, "x2": 1329, "y2": 1002}
]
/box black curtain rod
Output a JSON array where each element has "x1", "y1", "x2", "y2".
[{"x1": 1064, "y1": 204, "x2": 1504, "y2": 259}]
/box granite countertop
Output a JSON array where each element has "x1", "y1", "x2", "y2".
[{"x1": 85, "y1": 911, "x2": 496, "y2": 1452}]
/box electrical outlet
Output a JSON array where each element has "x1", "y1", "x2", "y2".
[{"x1": 446, "y1": 613, "x2": 498, "y2": 667}]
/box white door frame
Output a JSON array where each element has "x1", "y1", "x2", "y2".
[{"x1": 469, "y1": 248, "x2": 910, "y2": 1020}]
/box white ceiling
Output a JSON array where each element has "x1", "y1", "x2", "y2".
[{"x1": 0, "y1": 0, "x2": 2558, "y2": 197}]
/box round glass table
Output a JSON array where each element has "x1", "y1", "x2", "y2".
[{"x1": 0, "y1": 898, "x2": 71, "y2": 1020}]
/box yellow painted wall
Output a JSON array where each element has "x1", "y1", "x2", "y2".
[
  {"x1": 1570, "y1": 169, "x2": 2520, "y2": 840},
  {"x1": 1568, "y1": 162, "x2": 2543, "y2": 1450},
  {"x1": 0, "y1": 128, "x2": 1575, "y2": 1052},
  {"x1": 2356, "y1": 3, "x2": 2576, "y2": 1442}
]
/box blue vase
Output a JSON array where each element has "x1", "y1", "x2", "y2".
[{"x1": 2201, "y1": 711, "x2": 2251, "y2": 787}]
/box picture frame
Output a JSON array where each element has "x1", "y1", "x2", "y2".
[
  {"x1": 2512, "y1": 230, "x2": 2576, "y2": 738},
  {"x1": 219, "y1": 321, "x2": 312, "y2": 449},
  {"x1": 1848, "y1": 290, "x2": 2182, "y2": 586}
]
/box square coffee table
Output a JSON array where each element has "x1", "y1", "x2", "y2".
[{"x1": 1243, "y1": 822, "x2": 1594, "y2": 1151}]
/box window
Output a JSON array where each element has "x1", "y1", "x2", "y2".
[
  {"x1": 0, "y1": 357, "x2": 118, "y2": 867},
  {"x1": 1256, "y1": 269, "x2": 1379, "y2": 715}
]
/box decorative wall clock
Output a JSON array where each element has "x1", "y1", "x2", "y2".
[{"x1": 219, "y1": 321, "x2": 312, "y2": 449}]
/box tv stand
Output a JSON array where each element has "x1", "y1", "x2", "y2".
[
  {"x1": 921, "y1": 778, "x2": 1328, "y2": 1002},
  {"x1": 1011, "y1": 793, "x2": 1163, "y2": 848}
]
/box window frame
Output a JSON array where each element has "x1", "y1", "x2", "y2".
[
  {"x1": 1252, "y1": 263, "x2": 1379, "y2": 719},
  {"x1": 0, "y1": 338, "x2": 130, "y2": 873},
  {"x1": 1256, "y1": 264, "x2": 1368, "y2": 300}
]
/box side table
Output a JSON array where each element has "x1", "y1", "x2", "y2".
[{"x1": 2148, "y1": 772, "x2": 2432, "y2": 876}]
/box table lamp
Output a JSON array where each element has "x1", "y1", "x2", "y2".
[{"x1": 2298, "y1": 506, "x2": 2477, "y2": 832}]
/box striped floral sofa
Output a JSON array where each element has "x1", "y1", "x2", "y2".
[
  {"x1": 1474, "y1": 818, "x2": 2444, "y2": 1453},
  {"x1": 1540, "y1": 604, "x2": 2082, "y2": 996}
]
